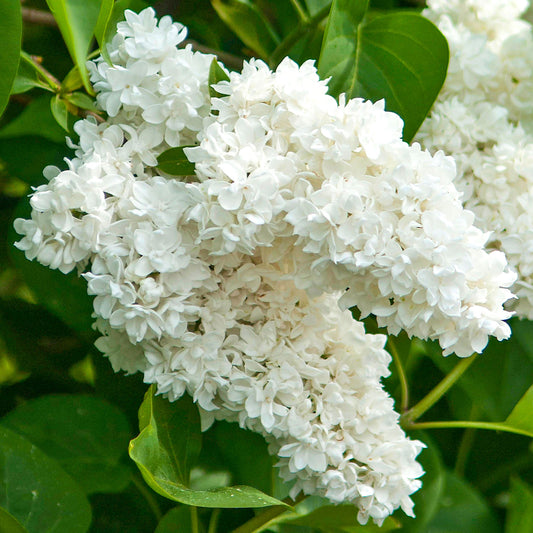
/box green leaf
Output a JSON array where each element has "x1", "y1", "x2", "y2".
[
  {"x1": 0, "y1": 425, "x2": 92, "y2": 533},
  {"x1": 50, "y1": 95, "x2": 70, "y2": 131},
  {"x1": 2, "y1": 394, "x2": 131, "y2": 495},
  {"x1": 505, "y1": 385, "x2": 533, "y2": 436},
  {"x1": 157, "y1": 146, "x2": 197, "y2": 177},
  {"x1": 65, "y1": 91, "x2": 96, "y2": 110},
  {"x1": 318, "y1": 3, "x2": 449, "y2": 141},
  {"x1": 506, "y1": 478, "x2": 533, "y2": 533},
  {"x1": 45, "y1": 0, "x2": 102, "y2": 94},
  {"x1": 94, "y1": 0, "x2": 115, "y2": 64},
  {"x1": 0, "y1": 95, "x2": 66, "y2": 144},
  {"x1": 209, "y1": 58, "x2": 230, "y2": 98},
  {"x1": 11, "y1": 54, "x2": 51, "y2": 95},
  {"x1": 422, "y1": 471, "x2": 499, "y2": 533},
  {"x1": 213, "y1": 421, "x2": 274, "y2": 495},
  {"x1": 0, "y1": 0, "x2": 22, "y2": 117},
  {"x1": 0, "y1": 508, "x2": 28, "y2": 533},
  {"x1": 129, "y1": 386, "x2": 286, "y2": 508},
  {"x1": 211, "y1": 0, "x2": 281, "y2": 58},
  {"x1": 155, "y1": 507, "x2": 194, "y2": 533}
]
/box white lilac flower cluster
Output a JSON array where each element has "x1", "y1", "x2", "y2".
[
  {"x1": 419, "y1": 0, "x2": 533, "y2": 318},
  {"x1": 13, "y1": 7, "x2": 516, "y2": 524}
]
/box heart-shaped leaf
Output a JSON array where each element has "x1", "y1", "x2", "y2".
[{"x1": 129, "y1": 387, "x2": 286, "y2": 508}]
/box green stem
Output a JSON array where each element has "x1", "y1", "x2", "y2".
[
  {"x1": 387, "y1": 337, "x2": 409, "y2": 413},
  {"x1": 402, "y1": 353, "x2": 478, "y2": 425},
  {"x1": 269, "y1": 4, "x2": 331, "y2": 67},
  {"x1": 208, "y1": 509, "x2": 221, "y2": 533},
  {"x1": 289, "y1": 0, "x2": 309, "y2": 22},
  {"x1": 191, "y1": 507, "x2": 199, "y2": 533},
  {"x1": 131, "y1": 473, "x2": 162, "y2": 522},
  {"x1": 231, "y1": 494, "x2": 305, "y2": 533},
  {"x1": 407, "y1": 420, "x2": 533, "y2": 438}
]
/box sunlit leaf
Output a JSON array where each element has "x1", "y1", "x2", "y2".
[
  {"x1": 94, "y1": 0, "x2": 115, "y2": 64},
  {"x1": 318, "y1": 1, "x2": 448, "y2": 141},
  {"x1": 129, "y1": 386, "x2": 286, "y2": 508},
  {"x1": 0, "y1": 0, "x2": 22, "y2": 116},
  {"x1": 45, "y1": 0, "x2": 102, "y2": 94},
  {"x1": 50, "y1": 94, "x2": 70, "y2": 131}
]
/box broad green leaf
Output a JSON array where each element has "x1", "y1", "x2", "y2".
[
  {"x1": 50, "y1": 94, "x2": 70, "y2": 131},
  {"x1": 208, "y1": 58, "x2": 230, "y2": 98},
  {"x1": 94, "y1": 0, "x2": 115, "y2": 64},
  {"x1": 0, "y1": 425, "x2": 92, "y2": 533},
  {"x1": 422, "y1": 471, "x2": 499, "y2": 533},
  {"x1": 211, "y1": 0, "x2": 280, "y2": 58},
  {"x1": 45, "y1": 0, "x2": 102, "y2": 94},
  {"x1": 505, "y1": 385, "x2": 533, "y2": 436},
  {"x1": 0, "y1": 508, "x2": 28, "y2": 533},
  {"x1": 506, "y1": 478, "x2": 533, "y2": 533},
  {"x1": 155, "y1": 507, "x2": 195, "y2": 533},
  {"x1": 0, "y1": 95, "x2": 66, "y2": 144},
  {"x1": 318, "y1": 4, "x2": 449, "y2": 141},
  {"x1": 0, "y1": 0, "x2": 22, "y2": 117},
  {"x1": 157, "y1": 146, "x2": 197, "y2": 177},
  {"x1": 129, "y1": 386, "x2": 286, "y2": 508},
  {"x1": 2, "y1": 394, "x2": 131, "y2": 494},
  {"x1": 65, "y1": 91, "x2": 96, "y2": 110}
]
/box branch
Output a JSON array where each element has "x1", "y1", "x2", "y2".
[
  {"x1": 22, "y1": 8, "x2": 57, "y2": 27},
  {"x1": 182, "y1": 40, "x2": 244, "y2": 71}
]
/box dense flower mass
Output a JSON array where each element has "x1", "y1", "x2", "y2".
[
  {"x1": 13, "y1": 7, "x2": 517, "y2": 524},
  {"x1": 419, "y1": 0, "x2": 533, "y2": 318}
]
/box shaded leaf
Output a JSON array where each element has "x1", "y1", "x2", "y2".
[
  {"x1": 155, "y1": 507, "x2": 195, "y2": 533},
  {"x1": 209, "y1": 58, "x2": 230, "y2": 98},
  {"x1": 2, "y1": 394, "x2": 131, "y2": 495},
  {"x1": 0, "y1": 425, "x2": 91, "y2": 533},
  {"x1": 45, "y1": 0, "x2": 102, "y2": 93},
  {"x1": 0, "y1": 508, "x2": 28, "y2": 533},
  {"x1": 211, "y1": 0, "x2": 280, "y2": 58},
  {"x1": 506, "y1": 478, "x2": 533, "y2": 533},
  {"x1": 157, "y1": 146, "x2": 196, "y2": 177},
  {"x1": 129, "y1": 386, "x2": 286, "y2": 508},
  {"x1": 50, "y1": 95, "x2": 70, "y2": 131},
  {"x1": 0, "y1": 0, "x2": 22, "y2": 116},
  {"x1": 0, "y1": 95, "x2": 66, "y2": 143},
  {"x1": 422, "y1": 471, "x2": 499, "y2": 533},
  {"x1": 65, "y1": 92, "x2": 96, "y2": 110},
  {"x1": 213, "y1": 421, "x2": 274, "y2": 495},
  {"x1": 318, "y1": 3, "x2": 449, "y2": 141}
]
